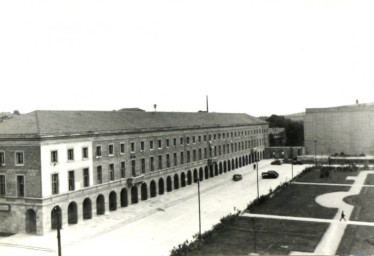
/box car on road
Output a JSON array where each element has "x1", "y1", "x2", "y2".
[
  {"x1": 271, "y1": 159, "x2": 282, "y2": 165},
  {"x1": 293, "y1": 160, "x2": 303, "y2": 165},
  {"x1": 261, "y1": 170, "x2": 279, "y2": 179},
  {"x1": 232, "y1": 174, "x2": 242, "y2": 181}
]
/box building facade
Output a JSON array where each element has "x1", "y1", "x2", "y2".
[
  {"x1": 304, "y1": 102, "x2": 374, "y2": 156},
  {"x1": 0, "y1": 110, "x2": 269, "y2": 235}
]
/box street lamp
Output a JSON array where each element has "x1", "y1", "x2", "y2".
[
  {"x1": 314, "y1": 139, "x2": 317, "y2": 166},
  {"x1": 290, "y1": 147, "x2": 294, "y2": 181},
  {"x1": 256, "y1": 153, "x2": 259, "y2": 199},
  {"x1": 195, "y1": 178, "x2": 202, "y2": 239},
  {"x1": 53, "y1": 206, "x2": 62, "y2": 256}
]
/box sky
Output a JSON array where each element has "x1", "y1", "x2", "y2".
[{"x1": 0, "y1": 0, "x2": 373, "y2": 117}]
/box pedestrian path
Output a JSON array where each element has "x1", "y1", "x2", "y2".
[{"x1": 293, "y1": 181, "x2": 374, "y2": 187}]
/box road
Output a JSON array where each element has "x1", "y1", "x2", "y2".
[{"x1": 0, "y1": 160, "x2": 307, "y2": 256}]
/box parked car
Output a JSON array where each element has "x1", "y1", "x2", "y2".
[
  {"x1": 232, "y1": 174, "x2": 242, "y2": 181},
  {"x1": 261, "y1": 170, "x2": 279, "y2": 179},
  {"x1": 293, "y1": 160, "x2": 303, "y2": 165},
  {"x1": 271, "y1": 159, "x2": 282, "y2": 165}
]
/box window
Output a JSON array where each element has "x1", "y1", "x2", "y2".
[
  {"x1": 173, "y1": 153, "x2": 177, "y2": 166},
  {"x1": 96, "y1": 146, "x2": 102, "y2": 157},
  {"x1": 121, "y1": 162, "x2": 126, "y2": 178},
  {"x1": 166, "y1": 139, "x2": 170, "y2": 148},
  {"x1": 218, "y1": 133, "x2": 221, "y2": 139},
  {"x1": 180, "y1": 152, "x2": 184, "y2": 164},
  {"x1": 187, "y1": 151, "x2": 190, "y2": 163},
  {"x1": 158, "y1": 140, "x2": 162, "y2": 149},
  {"x1": 223, "y1": 133, "x2": 225, "y2": 139},
  {"x1": 214, "y1": 134, "x2": 216, "y2": 140},
  {"x1": 120, "y1": 143, "x2": 125, "y2": 154},
  {"x1": 193, "y1": 150, "x2": 196, "y2": 161},
  {"x1": 51, "y1": 174, "x2": 58, "y2": 195},
  {"x1": 204, "y1": 135, "x2": 207, "y2": 142},
  {"x1": 68, "y1": 171, "x2": 75, "y2": 191},
  {"x1": 15, "y1": 151, "x2": 24, "y2": 165},
  {"x1": 17, "y1": 175, "x2": 24, "y2": 197},
  {"x1": 83, "y1": 168, "x2": 89, "y2": 187},
  {"x1": 150, "y1": 157, "x2": 155, "y2": 171},
  {"x1": 141, "y1": 158, "x2": 145, "y2": 173},
  {"x1": 131, "y1": 160, "x2": 136, "y2": 176},
  {"x1": 0, "y1": 175, "x2": 5, "y2": 196},
  {"x1": 173, "y1": 138, "x2": 177, "y2": 147},
  {"x1": 141, "y1": 141, "x2": 145, "y2": 151},
  {"x1": 192, "y1": 136, "x2": 195, "y2": 144},
  {"x1": 109, "y1": 144, "x2": 114, "y2": 155},
  {"x1": 67, "y1": 149, "x2": 74, "y2": 161},
  {"x1": 166, "y1": 154, "x2": 170, "y2": 168},
  {"x1": 150, "y1": 141, "x2": 154, "y2": 150},
  {"x1": 131, "y1": 142, "x2": 135, "y2": 153},
  {"x1": 186, "y1": 137, "x2": 190, "y2": 145},
  {"x1": 0, "y1": 152, "x2": 5, "y2": 166},
  {"x1": 97, "y1": 166, "x2": 102, "y2": 184},
  {"x1": 82, "y1": 147, "x2": 88, "y2": 159},
  {"x1": 180, "y1": 138, "x2": 184, "y2": 145},
  {"x1": 199, "y1": 149, "x2": 202, "y2": 160},
  {"x1": 109, "y1": 164, "x2": 114, "y2": 181},
  {"x1": 198, "y1": 136, "x2": 201, "y2": 143},
  {"x1": 158, "y1": 155, "x2": 162, "y2": 170},
  {"x1": 204, "y1": 148, "x2": 207, "y2": 159},
  {"x1": 51, "y1": 150, "x2": 58, "y2": 163}
]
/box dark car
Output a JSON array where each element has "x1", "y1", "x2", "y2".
[
  {"x1": 271, "y1": 159, "x2": 282, "y2": 165},
  {"x1": 232, "y1": 174, "x2": 242, "y2": 181},
  {"x1": 261, "y1": 170, "x2": 279, "y2": 179},
  {"x1": 293, "y1": 160, "x2": 303, "y2": 165}
]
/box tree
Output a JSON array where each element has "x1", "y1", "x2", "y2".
[{"x1": 13, "y1": 110, "x2": 20, "y2": 115}]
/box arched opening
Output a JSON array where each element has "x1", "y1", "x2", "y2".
[
  {"x1": 205, "y1": 166, "x2": 209, "y2": 179},
  {"x1": 68, "y1": 201, "x2": 78, "y2": 224},
  {"x1": 26, "y1": 209, "x2": 37, "y2": 234},
  {"x1": 174, "y1": 174, "x2": 179, "y2": 189},
  {"x1": 141, "y1": 183, "x2": 148, "y2": 200},
  {"x1": 187, "y1": 171, "x2": 192, "y2": 185},
  {"x1": 228, "y1": 161, "x2": 231, "y2": 171},
  {"x1": 210, "y1": 165, "x2": 214, "y2": 177},
  {"x1": 159, "y1": 178, "x2": 165, "y2": 195},
  {"x1": 121, "y1": 188, "x2": 128, "y2": 207},
  {"x1": 150, "y1": 180, "x2": 157, "y2": 197},
  {"x1": 131, "y1": 186, "x2": 138, "y2": 204},
  {"x1": 83, "y1": 198, "x2": 92, "y2": 219},
  {"x1": 239, "y1": 157, "x2": 242, "y2": 167},
  {"x1": 214, "y1": 164, "x2": 218, "y2": 176},
  {"x1": 236, "y1": 158, "x2": 239, "y2": 169},
  {"x1": 51, "y1": 206, "x2": 62, "y2": 230},
  {"x1": 167, "y1": 176, "x2": 172, "y2": 192},
  {"x1": 109, "y1": 191, "x2": 117, "y2": 211},
  {"x1": 246, "y1": 155, "x2": 249, "y2": 165},
  {"x1": 193, "y1": 169, "x2": 198, "y2": 183},
  {"x1": 224, "y1": 161, "x2": 227, "y2": 173},
  {"x1": 181, "y1": 172, "x2": 186, "y2": 187},
  {"x1": 199, "y1": 168, "x2": 204, "y2": 181},
  {"x1": 219, "y1": 162, "x2": 223, "y2": 174},
  {"x1": 96, "y1": 194, "x2": 105, "y2": 215}
]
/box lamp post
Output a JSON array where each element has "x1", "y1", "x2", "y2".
[
  {"x1": 53, "y1": 206, "x2": 62, "y2": 256},
  {"x1": 256, "y1": 152, "x2": 259, "y2": 199},
  {"x1": 195, "y1": 178, "x2": 201, "y2": 239},
  {"x1": 314, "y1": 139, "x2": 317, "y2": 166},
  {"x1": 290, "y1": 147, "x2": 294, "y2": 181}
]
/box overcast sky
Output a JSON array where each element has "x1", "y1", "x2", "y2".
[{"x1": 0, "y1": 0, "x2": 373, "y2": 117}]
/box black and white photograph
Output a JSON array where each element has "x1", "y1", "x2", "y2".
[{"x1": 1, "y1": 0, "x2": 374, "y2": 255}]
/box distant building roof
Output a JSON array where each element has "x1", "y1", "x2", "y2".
[
  {"x1": 0, "y1": 110, "x2": 267, "y2": 138},
  {"x1": 117, "y1": 108, "x2": 145, "y2": 112},
  {"x1": 306, "y1": 102, "x2": 374, "y2": 113},
  {"x1": 269, "y1": 127, "x2": 285, "y2": 134}
]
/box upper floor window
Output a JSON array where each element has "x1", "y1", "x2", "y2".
[
  {"x1": 120, "y1": 143, "x2": 125, "y2": 154},
  {"x1": 192, "y1": 136, "x2": 196, "y2": 144},
  {"x1": 51, "y1": 174, "x2": 59, "y2": 195},
  {"x1": 198, "y1": 136, "x2": 201, "y2": 143},
  {"x1": 0, "y1": 175, "x2": 5, "y2": 196},
  {"x1": 15, "y1": 151, "x2": 24, "y2": 166},
  {"x1": 131, "y1": 142, "x2": 135, "y2": 153},
  {"x1": 0, "y1": 152, "x2": 5, "y2": 166},
  {"x1": 17, "y1": 175, "x2": 24, "y2": 197},
  {"x1": 150, "y1": 141, "x2": 154, "y2": 150},
  {"x1": 186, "y1": 137, "x2": 190, "y2": 145},
  {"x1": 108, "y1": 144, "x2": 114, "y2": 156},
  {"x1": 180, "y1": 138, "x2": 184, "y2": 145},
  {"x1": 141, "y1": 158, "x2": 146, "y2": 173},
  {"x1": 96, "y1": 146, "x2": 102, "y2": 157},
  {"x1": 67, "y1": 149, "x2": 74, "y2": 161},
  {"x1": 109, "y1": 164, "x2": 115, "y2": 181},
  {"x1": 83, "y1": 168, "x2": 90, "y2": 187},
  {"x1": 121, "y1": 162, "x2": 126, "y2": 178},
  {"x1": 97, "y1": 166, "x2": 103, "y2": 184},
  {"x1": 150, "y1": 156, "x2": 155, "y2": 171},
  {"x1": 82, "y1": 147, "x2": 89, "y2": 159},
  {"x1": 141, "y1": 141, "x2": 145, "y2": 151},
  {"x1": 51, "y1": 150, "x2": 58, "y2": 163},
  {"x1": 166, "y1": 139, "x2": 170, "y2": 148},
  {"x1": 173, "y1": 138, "x2": 177, "y2": 147},
  {"x1": 68, "y1": 170, "x2": 75, "y2": 191},
  {"x1": 158, "y1": 140, "x2": 162, "y2": 149}
]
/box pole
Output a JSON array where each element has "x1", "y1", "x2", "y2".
[
  {"x1": 256, "y1": 155, "x2": 259, "y2": 199},
  {"x1": 56, "y1": 208, "x2": 62, "y2": 256},
  {"x1": 314, "y1": 139, "x2": 317, "y2": 166},
  {"x1": 197, "y1": 179, "x2": 201, "y2": 239}
]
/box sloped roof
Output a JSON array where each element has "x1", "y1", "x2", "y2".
[{"x1": 0, "y1": 110, "x2": 267, "y2": 138}]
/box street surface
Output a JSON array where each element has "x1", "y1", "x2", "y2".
[{"x1": 0, "y1": 160, "x2": 307, "y2": 256}]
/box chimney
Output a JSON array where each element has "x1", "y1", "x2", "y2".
[
  {"x1": 154, "y1": 104, "x2": 157, "y2": 112},
  {"x1": 356, "y1": 99, "x2": 359, "y2": 105},
  {"x1": 206, "y1": 95, "x2": 209, "y2": 113}
]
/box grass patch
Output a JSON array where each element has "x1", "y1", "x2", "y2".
[
  {"x1": 294, "y1": 168, "x2": 359, "y2": 184},
  {"x1": 336, "y1": 225, "x2": 374, "y2": 255},
  {"x1": 249, "y1": 183, "x2": 350, "y2": 219},
  {"x1": 187, "y1": 218, "x2": 328, "y2": 255}
]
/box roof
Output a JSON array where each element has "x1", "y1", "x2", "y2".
[
  {"x1": 269, "y1": 127, "x2": 285, "y2": 134},
  {"x1": 0, "y1": 110, "x2": 267, "y2": 138},
  {"x1": 306, "y1": 102, "x2": 374, "y2": 113}
]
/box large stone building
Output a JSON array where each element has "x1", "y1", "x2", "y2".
[
  {"x1": 304, "y1": 102, "x2": 374, "y2": 156},
  {"x1": 0, "y1": 110, "x2": 268, "y2": 235}
]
